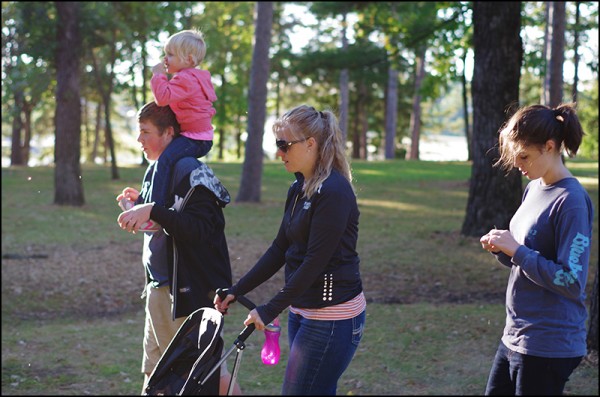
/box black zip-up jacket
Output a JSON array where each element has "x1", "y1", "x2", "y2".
[
  {"x1": 229, "y1": 169, "x2": 363, "y2": 325},
  {"x1": 149, "y1": 157, "x2": 233, "y2": 319}
]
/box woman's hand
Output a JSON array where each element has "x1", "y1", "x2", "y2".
[
  {"x1": 480, "y1": 228, "x2": 520, "y2": 257},
  {"x1": 244, "y1": 309, "x2": 266, "y2": 331}
]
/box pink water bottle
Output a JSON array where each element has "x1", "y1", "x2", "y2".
[{"x1": 261, "y1": 317, "x2": 281, "y2": 365}]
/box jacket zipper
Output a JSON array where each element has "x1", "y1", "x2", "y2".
[
  {"x1": 171, "y1": 186, "x2": 196, "y2": 320},
  {"x1": 288, "y1": 193, "x2": 300, "y2": 226}
]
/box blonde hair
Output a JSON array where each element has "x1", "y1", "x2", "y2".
[
  {"x1": 164, "y1": 29, "x2": 206, "y2": 66},
  {"x1": 273, "y1": 105, "x2": 353, "y2": 199}
]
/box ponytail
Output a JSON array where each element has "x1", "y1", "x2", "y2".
[{"x1": 273, "y1": 105, "x2": 353, "y2": 199}]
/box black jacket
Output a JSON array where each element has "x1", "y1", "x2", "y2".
[
  {"x1": 230, "y1": 169, "x2": 363, "y2": 325},
  {"x1": 150, "y1": 158, "x2": 233, "y2": 319}
]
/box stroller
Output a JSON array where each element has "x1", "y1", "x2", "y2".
[{"x1": 144, "y1": 289, "x2": 257, "y2": 395}]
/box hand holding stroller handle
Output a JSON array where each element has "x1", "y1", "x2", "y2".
[
  {"x1": 236, "y1": 324, "x2": 256, "y2": 344},
  {"x1": 216, "y1": 288, "x2": 257, "y2": 311}
]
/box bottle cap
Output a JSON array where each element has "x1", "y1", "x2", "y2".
[{"x1": 265, "y1": 323, "x2": 281, "y2": 332}]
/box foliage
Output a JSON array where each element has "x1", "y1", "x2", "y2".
[
  {"x1": 194, "y1": 2, "x2": 255, "y2": 159},
  {"x1": 578, "y1": 79, "x2": 599, "y2": 159},
  {"x1": 1, "y1": 1, "x2": 55, "y2": 157},
  {"x1": 1, "y1": 2, "x2": 598, "y2": 165}
]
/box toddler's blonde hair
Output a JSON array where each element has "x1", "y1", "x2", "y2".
[{"x1": 164, "y1": 29, "x2": 206, "y2": 66}]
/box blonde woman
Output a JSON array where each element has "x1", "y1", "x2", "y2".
[{"x1": 215, "y1": 105, "x2": 366, "y2": 395}]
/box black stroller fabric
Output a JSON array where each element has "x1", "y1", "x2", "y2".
[{"x1": 144, "y1": 308, "x2": 224, "y2": 395}]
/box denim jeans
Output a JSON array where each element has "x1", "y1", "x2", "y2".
[
  {"x1": 282, "y1": 310, "x2": 366, "y2": 395},
  {"x1": 485, "y1": 341, "x2": 583, "y2": 395}
]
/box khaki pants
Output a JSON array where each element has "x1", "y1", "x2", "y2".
[
  {"x1": 141, "y1": 284, "x2": 185, "y2": 374},
  {"x1": 141, "y1": 284, "x2": 231, "y2": 377}
]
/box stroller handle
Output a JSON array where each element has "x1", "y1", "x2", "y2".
[
  {"x1": 216, "y1": 288, "x2": 257, "y2": 345},
  {"x1": 215, "y1": 288, "x2": 256, "y2": 310}
]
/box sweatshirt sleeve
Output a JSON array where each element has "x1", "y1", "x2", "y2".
[
  {"x1": 151, "y1": 72, "x2": 196, "y2": 106},
  {"x1": 512, "y1": 204, "x2": 593, "y2": 300}
]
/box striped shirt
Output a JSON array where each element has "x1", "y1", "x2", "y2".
[{"x1": 289, "y1": 291, "x2": 366, "y2": 320}]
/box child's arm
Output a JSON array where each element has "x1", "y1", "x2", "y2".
[
  {"x1": 151, "y1": 70, "x2": 196, "y2": 106},
  {"x1": 152, "y1": 62, "x2": 167, "y2": 75}
]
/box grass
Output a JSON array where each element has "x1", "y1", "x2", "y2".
[{"x1": 2, "y1": 159, "x2": 598, "y2": 395}]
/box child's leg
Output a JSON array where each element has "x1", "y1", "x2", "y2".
[
  {"x1": 150, "y1": 138, "x2": 213, "y2": 207},
  {"x1": 150, "y1": 137, "x2": 192, "y2": 207},
  {"x1": 185, "y1": 139, "x2": 213, "y2": 159}
]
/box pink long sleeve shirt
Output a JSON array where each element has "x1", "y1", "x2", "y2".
[{"x1": 151, "y1": 68, "x2": 217, "y2": 140}]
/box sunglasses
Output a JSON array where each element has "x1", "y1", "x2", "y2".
[{"x1": 275, "y1": 138, "x2": 308, "y2": 153}]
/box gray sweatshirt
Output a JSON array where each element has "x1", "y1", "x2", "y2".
[{"x1": 494, "y1": 177, "x2": 594, "y2": 358}]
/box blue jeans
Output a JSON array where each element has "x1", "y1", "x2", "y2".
[
  {"x1": 485, "y1": 341, "x2": 583, "y2": 395},
  {"x1": 151, "y1": 137, "x2": 212, "y2": 207},
  {"x1": 282, "y1": 310, "x2": 366, "y2": 395}
]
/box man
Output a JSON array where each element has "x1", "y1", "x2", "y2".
[{"x1": 117, "y1": 102, "x2": 241, "y2": 395}]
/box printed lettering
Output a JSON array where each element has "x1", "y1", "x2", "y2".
[
  {"x1": 573, "y1": 233, "x2": 590, "y2": 247},
  {"x1": 553, "y1": 232, "x2": 590, "y2": 287}
]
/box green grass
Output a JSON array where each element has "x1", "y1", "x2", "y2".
[
  {"x1": 3, "y1": 303, "x2": 597, "y2": 395},
  {"x1": 2, "y1": 313, "x2": 143, "y2": 395},
  {"x1": 2, "y1": 159, "x2": 598, "y2": 395}
]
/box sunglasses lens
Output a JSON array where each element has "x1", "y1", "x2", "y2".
[{"x1": 276, "y1": 140, "x2": 288, "y2": 152}]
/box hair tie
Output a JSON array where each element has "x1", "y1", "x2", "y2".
[{"x1": 554, "y1": 109, "x2": 564, "y2": 123}]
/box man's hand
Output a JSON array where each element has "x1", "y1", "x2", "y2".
[{"x1": 117, "y1": 202, "x2": 154, "y2": 233}]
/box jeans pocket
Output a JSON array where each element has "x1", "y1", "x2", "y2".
[{"x1": 351, "y1": 314, "x2": 365, "y2": 346}]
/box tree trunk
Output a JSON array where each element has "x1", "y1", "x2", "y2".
[
  {"x1": 82, "y1": 98, "x2": 90, "y2": 162},
  {"x1": 359, "y1": 82, "x2": 368, "y2": 160},
  {"x1": 92, "y1": 103, "x2": 101, "y2": 163},
  {"x1": 461, "y1": 51, "x2": 472, "y2": 162},
  {"x1": 103, "y1": 98, "x2": 119, "y2": 180},
  {"x1": 54, "y1": 1, "x2": 84, "y2": 206},
  {"x1": 572, "y1": 1, "x2": 581, "y2": 103},
  {"x1": 353, "y1": 80, "x2": 367, "y2": 160},
  {"x1": 339, "y1": 12, "x2": 349, "y2": 143},
  {"x1": 10, "y1": 90, "x2": 24, "y2": 166},
  {"x1": 384, "y1": 66, "x2": 399, "y2": 160},
  {"x1": 217, "y1": 73, "x2": 228, "y2": 160},
  {"x1": 236, "y1": 1, "x2": 273, "y2": 203},
  {"x1": 548, "y1": 1, "x2": 566, "y2": 107},
  {"x1": 141, "y1": 34, "x2": 149, "y2": 167},
  {"x1": 408, "y1": 46, "x2": 426, "y2": 160},
  {"x1": 542, "y1": 1, "x2": 551, "y2": 103},
  {"x1": 236, "y1": 113, "x2": 242, "y2": 160},
  {"x1": 22, "y1": 102, "x2": 32, "y2": 165},
  {"x1": 352, "y1": 84, "x2": 360, "y2": 159},
  {"x1": 90, "y1": 27, "x2": 119, "y2": 179},
  {"x1": 461, "y1": 2, "x2": 522, "y2": 237}
]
